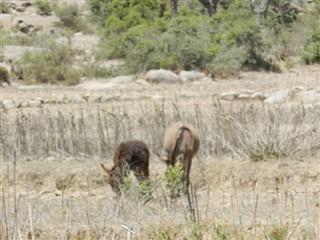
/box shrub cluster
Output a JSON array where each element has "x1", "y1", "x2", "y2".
[
  {"x1": 87, "y1": 0, "x2": 319, "y2": 76},
  {"x1": 35, "y1": 0, "x2": 52, "y2": 15},
  {"x1": 20, "y1": 36, "x2": 80, "y2": 85}
]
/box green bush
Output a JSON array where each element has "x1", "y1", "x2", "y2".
[
  {"x1": 20, "y1": 37, "x2": 80, "y2": 85},
  {"x1": 54, "y1": 3, "x2": 86, "y2": 32},
  {"x1": 91, "y1": 0, "x2": 316, "y2": 76},
  {"x1": 0, "y1": 66, "x2": 10, "y2": 85},
  {"x1": 0, "y1": 2, "x2": 10, "y2": 13},
  {"x1": 35, "y1": 0, "x2": 51, "y2": 15},
  {"x1": 301, "y1": 25, "x2": 320, "y2": 64}
]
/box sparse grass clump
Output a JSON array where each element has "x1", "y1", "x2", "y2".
[
  {"x1": 35, "y1": 0, "x2": 52, "y2": 15},
  {"x1": 0, "y1": 2, "x2": 10, "y2": 13},
  {"x1": 264, "y1": 224, "x2": 288, "y2": 240},
  {"x1": 54, "y1": 3, "x2": 87, "y2": 32}
]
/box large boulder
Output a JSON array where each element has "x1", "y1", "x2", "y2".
[
  {"x1": 264, "y1": 89, "x2": 294, "y2": 104},
  {"x1": 301, "y1": 90, "x2": 320, "y2": 104},
  {"x1": 146, "y1": 69, "x2": 180, "y2": 84}
]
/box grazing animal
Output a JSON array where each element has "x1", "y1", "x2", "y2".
[
  {"x1": 100, "y1": 140, "x2": 150, "y2": 195},
  {"x1": 159, "y1": 122, "x2": 200, "y2": 191}
]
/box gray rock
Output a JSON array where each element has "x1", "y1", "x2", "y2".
[
  {"x1": 146, "y1": 69, "x2": 180, "y2": 84},
  {"x1": 264, "y1": 89, "x2": 294, "y2": 104},
  {"x1": 101, "y1": 96, "x2": 116, "y2": 103},
  {"x1": 88, "y1": 96, "x2": 101, "y2": 103},
  {"x1": 238, "y1": 93, "x2": 252, "y2": 100},
  {"x1": 220, "y1": 92, "x2": 239, "y2": 101},
  {"x1": 28, "y1": 100, "x2": 42, "y2": 108},
  {"x1": 251, "y1": 92, "x2": 267, "y2": 101},
  {"x1": 135, "y1": 79, "x2": 149, "y2": 86},
  {"x1": 179, "y1": 70, "x2": 206, "y2": 82},
  {"x1": 301, "y1": 90, "x2": 320, "y2": 103},
  {"x1": 3, "y1": 100, "x2": 17, "y2": 109},
  {"x1": 20, "y1": 101, "x2": 29, "y2": 108},
  {"x1": 70, "y1": 95, "x2": 86, "y2": 104},
  {"x1": 108, "y1": 75, "x2": 134, "y2": 84}
]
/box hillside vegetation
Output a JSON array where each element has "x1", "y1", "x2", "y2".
[
  {"x1": 87, "y1": 0, "x2": 320, "y2": 76},
  {"x1": 0, "y1": 0, "x2": 319, "y2": 84}
]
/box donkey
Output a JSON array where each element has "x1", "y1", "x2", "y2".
[
  {"x1": 100, "y1": 140, "x2": 150, "y2": 195},
  {"x1": 158, "y1": 122, "x2": 200, "y2": 191}
]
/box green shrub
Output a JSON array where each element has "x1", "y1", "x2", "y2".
[
  {"x1": 0, "y1": 66, "x2": 10, "y2": 85},
  {"x1": 0, "y1": 2, "x2": 10, "y2": 13},
  {"x1": 20, "y1": 37, "x2": 80, "y2": 85},
  {"x1": 301, "y1": 25, "x2": 320, "y2": 64},
  {"x1": 54, "y1": 3, "x2": 86, "y2": 32},
  {"x1": 35, "y1": 0, "x2": 51, "y2": 15},
  {"x1": 86, "y1": 0, "x2": 110, "y2": 26}
]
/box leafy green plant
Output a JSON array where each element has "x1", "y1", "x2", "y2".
[
  {"x1": 165, "y1": 162, "x2": 184, "y2": 199},
  {"x1": 35, "y1": 0, "x2": 51, "y2": 15},
  {"x1": 301, "y1": 25, "x2": 320, "y2": 64}
]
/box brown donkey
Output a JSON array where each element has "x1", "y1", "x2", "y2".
[
  {"x1": 159, "y1": 122, "x2": 200, "y2": 191},
  {"x1": 100, "y1": 140, "x2": 150, "y2": 195}
]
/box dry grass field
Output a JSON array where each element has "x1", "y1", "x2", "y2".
[{"x1": 0, "y1": 65, "x2": 320, "y2": 239}]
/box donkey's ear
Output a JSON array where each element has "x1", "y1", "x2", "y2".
[{"x1": 100, "y1": 163, "x2": 112, "y2": 175}]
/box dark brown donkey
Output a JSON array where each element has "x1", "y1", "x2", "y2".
[
  {"x1": 158, "y1": 122, "x2": 200, "y2": 191},
  {"x1": 100, "y1": 140, "x2": 150, "y2": 195}
]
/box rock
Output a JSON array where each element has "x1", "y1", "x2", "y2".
[
  {"x1": 301, "y1": 90, "x2": 320, "y2": 103},
  {"x1": 151, "y1": 95, "x2": 164, "y2": 101},
  {"x1": 251, "y1": 92, "x2": 267, "y2": 101},
  {"x1": 146, "y1": 69, "x2": 180, "y2": 84},
  {"x1": 88, "y1": 96, "x2": 101, "y2": 103},
  {"x1": 56, "y1": 95, "x2": 67, "y2": 104},
  {"x1": 135, "y1": 79, "x2": 149, "y2": 86},
  {"x1": 108, "y1": 75, "x2": 134, "y2": 84},
  {"x1": 20, "y1": 101, "x2": 29, "y2": 108},
  {"x1": 101, "y1": 96, "x2": 116, "y2": 103},
  {"x1": 55, "y1": 190, "x2": 62, "y2": 196},
  {"x1": 264, "y1": 89, "x2": 294, "y2": 104},
  {"x1": 238, "y1": 93, "x2": 252, "y2": 100},
  {"x1": 3, "y1": 100, "x2": 17, "y2": 109},
  {"x1": 28, "y1": 100, "x2": 42, "y2": 108},
  {"x1": 75, "y1": 80, "x2": 130, "y2": 90},
  {"x1": 179, "y1": 70, "x2": 206, "y2": 82},
  {"x1": 70, "y1": 95, "x2": 86, "y2": 104},
  {"x1": 219, "y1": 92, "x2": 239, "y2": 101}
]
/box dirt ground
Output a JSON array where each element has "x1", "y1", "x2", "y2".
[{"x1": 0, "y1": 65, "x2": 320, "y2": 239}]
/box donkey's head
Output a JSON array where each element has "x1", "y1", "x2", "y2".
[{"x1": 100, "y1": 163, "x2": 125, "y2": 195}]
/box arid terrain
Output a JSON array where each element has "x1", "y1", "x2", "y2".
[{"x1": 1, "y1": 65, "x2": 320, "y2": 239}]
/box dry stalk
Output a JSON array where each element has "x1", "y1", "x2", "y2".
[{"x1": 1, "y1": 187, "x2": 8, "y2": 240}]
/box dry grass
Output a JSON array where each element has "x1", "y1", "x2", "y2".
[
  {"x1": 1, "y1": 98, "x2": 320, "y2": 239},
  {"x1": 1, "y1": 65, "x2": 320, "y2": 239}
]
